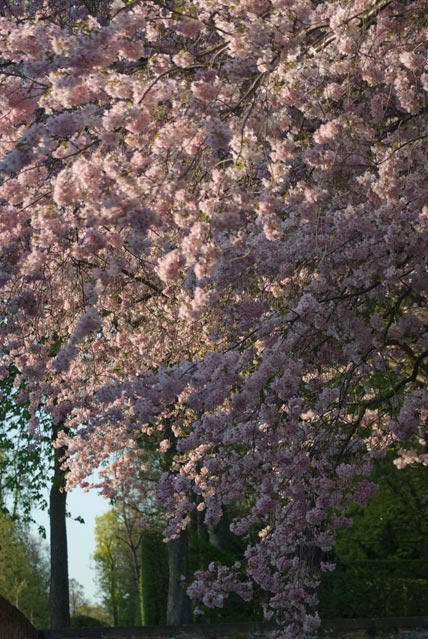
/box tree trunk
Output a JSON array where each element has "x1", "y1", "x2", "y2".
[
  {"x1": 166, "y1": 529, "x2": 191, "y2": 625},
  {"x1": 49, "y1": 433, "x2": 70, "y2": 629}
]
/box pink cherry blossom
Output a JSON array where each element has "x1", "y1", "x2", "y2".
[{"x1": 0, "y1": 0, "x2": 427, "y2": 635}]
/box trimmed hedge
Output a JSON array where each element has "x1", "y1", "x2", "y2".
[
  {"x1": 319, "y1": 561, "x2": 428, "y2": 618},
  {"x1": 140, "y1": 531, "x2": 169, "y2": 625},
  {"x1": 70, "y1": 614, "x2": 106, "y2": 627}
]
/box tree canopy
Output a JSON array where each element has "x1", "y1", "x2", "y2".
[{"x1": 0, "y1": 0, "x2": 427, "y2": 636}]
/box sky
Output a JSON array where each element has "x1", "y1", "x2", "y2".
[{"x1": 32, "y1": 486, "x2": 111, "y2": 604}]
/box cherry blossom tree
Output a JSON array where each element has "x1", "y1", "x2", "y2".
[{"x1": 0, "y1": 0, "x2": 427, "y2": 635}]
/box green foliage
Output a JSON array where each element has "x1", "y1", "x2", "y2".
[
  {"x1": 319, "y1": 564, "x2": 428, "y2": 618},
  {"x1": 0, "y1": 513, "x2": 49, "y2": 628},
  {"x1": 69, "y1": 578, "x2": 88, "y2": 615},
  {"x1": 94, "y1": 507, "x2": 142, "y2": 626},
  {"x1": 319, "y1": 453, "x2": 428, "y2": 618},
  {"x1": 336, "y1": 452, "x2": 428, "y2": 561},
  {"x1": 96, "y1": 502, "x2": 263, "y2": 627},
  {"x1": 0, "y1": 366, "x2": 51, "y2": 524}
]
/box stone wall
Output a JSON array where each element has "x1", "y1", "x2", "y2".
[
  {"x1": 43, "y1": 621, "x2": 272, "y2": 639},
  {"x1": 41, "y1": 618, "x2": 428, "y2": 639}
]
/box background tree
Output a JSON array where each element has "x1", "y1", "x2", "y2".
[
  {"x1": 0, "y1": 513, "x2": 50, "y2": 628},
  {"x1": 68, "y1": 579, "x2": 87, "y2": 617},
  {"x1": 94, "y1": 508, "x2": 142, "y2": 626},
  {"x1": 0, "y1": 364, "x2": 71, "y2": 628},
  {"x1": 114, "y1": 501, "x2": 145, "y2": 625}
]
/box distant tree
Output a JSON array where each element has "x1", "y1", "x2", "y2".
[
  {"x1": 0, "y1": 366, "x2": 70, "y2": 628},
  {"x1": 68, "y1": 578, "x2": 87, "y2": 616},
  {"x1": 113, "y1": 501, "x2": 145, "y2": 625},
  {"x1": 0, "y1": 513, "x2": 49, "y2": 628},
  {"x1": 94, "y1": 508, "x2": 142, "y2": 626}
]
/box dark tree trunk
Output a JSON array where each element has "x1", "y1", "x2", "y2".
[
  {"x1": 49, "y1": 432, "x2": 70, "y2": 629},
  {"x1": 166, "y1": 529, "x2": 191, "y2": 625}
]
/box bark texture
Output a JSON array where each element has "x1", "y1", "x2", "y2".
[{"x1": 49, "y1": 434, "x2": 70, "y2": 630}]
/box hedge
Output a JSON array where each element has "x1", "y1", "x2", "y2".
[{"x1": 319, "y1": 560, "x2": 428, "y2": 618}]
